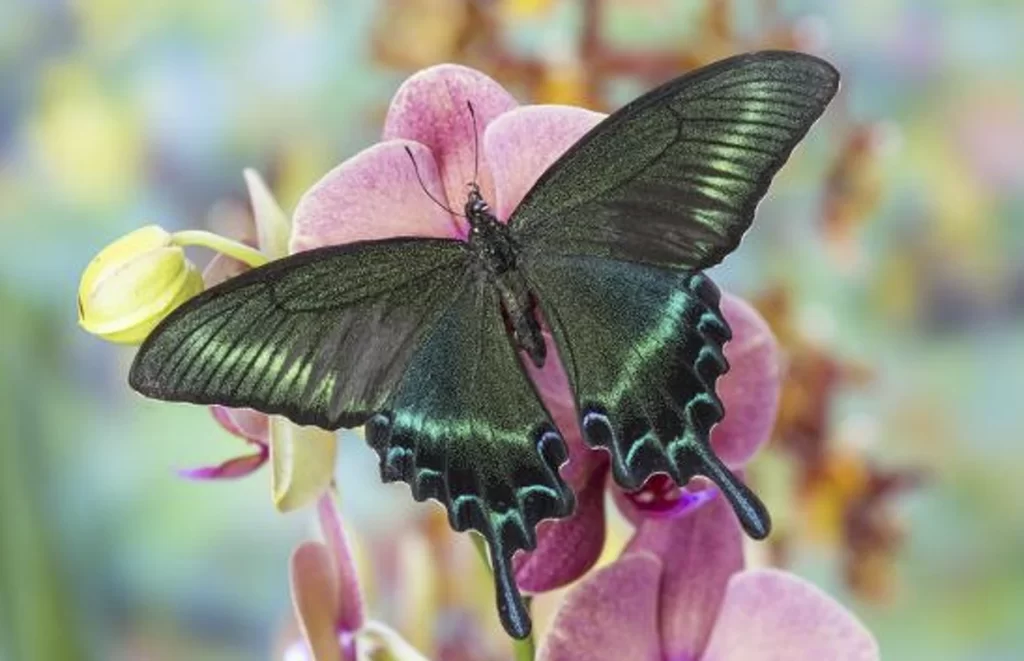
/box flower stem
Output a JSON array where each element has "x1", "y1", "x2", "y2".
[
  {"x1": 513, "y1": 597, "x2": 536, "y2": 661},
  {"x1": 171, "y1": 230, "x2": 269, "y2": 268},
  {"x1": 470, "y1": 533, "x2": 536, "y2": 661}
]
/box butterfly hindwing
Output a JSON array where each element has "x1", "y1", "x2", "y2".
[
  {"x1": 366, "y1": 274, "x2": 573, "y2": 639},
  {"x1": 130, "y1": 238, "x2": 572, "y2": 639},
  {"x1": 524, "y1": 254, "x2": 770, "y2": 538},
  {"x1": 510, "y1": 50, "x2": 839, "y2": 270}
]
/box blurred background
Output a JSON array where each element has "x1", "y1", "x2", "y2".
[{"x1": 1, "y1": 0, "x2": 1022, "y2": 659}]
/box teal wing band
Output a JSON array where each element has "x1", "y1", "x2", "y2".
[{"x1": 525, "y1": 254, "x2": 770, "y2": 539}]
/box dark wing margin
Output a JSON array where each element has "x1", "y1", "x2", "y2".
[
  {"x1": 365, "y1": 275, "x2": 573, "y2": 639},
  {"x1": 524, "y1": 255, "x2": 770, "y2": 539},
  {"x1": 510, "y1": 50, "x2": 839, "y2": 270},
  {"x1": 129, "y1": 237, "x2": 471, "y2": 428}
]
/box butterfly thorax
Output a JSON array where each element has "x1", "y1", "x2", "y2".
[{"x1": 465, "y1": 186, "x2": 547, "y2": 368}]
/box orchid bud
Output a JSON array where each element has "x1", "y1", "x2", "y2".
[{"x1": 77, "y1": 225, "x2": 203, "y2": 344}]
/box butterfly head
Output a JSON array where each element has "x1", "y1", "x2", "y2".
[{"x1": 465, "y1": 183, "x2": 491, "y2": 224}]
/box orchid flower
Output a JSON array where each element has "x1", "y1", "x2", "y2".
[
  {"x1": 286, "y1": 493, "x2": 430, "y2": 661},
  {"x1": 538, "y1": 492, "x2": 880, "y2": 661}
]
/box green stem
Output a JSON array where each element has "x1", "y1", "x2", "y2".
[
  {"x1": 470, "y1": 533, "x2": 536, "y2": 661},
  {"x1": 171, "y1": 230, "x2": 269, "y2": 268},
  {"x1": 513, "y1": 597, "x2": 536, "y2": 661}
]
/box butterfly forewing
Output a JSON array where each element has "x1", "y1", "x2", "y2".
[
  {"x1": 130, "y1": 238, "x2": 470, "y2": 427},
  {"x1": 510, "y1": 51, "x2": 839, "y2": 270}
]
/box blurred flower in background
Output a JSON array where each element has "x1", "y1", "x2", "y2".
[{"x1": 3, "y1": 1, "x2": 1023, "y2": 660}]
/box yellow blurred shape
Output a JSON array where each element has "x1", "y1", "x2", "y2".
[
  {"x1": 873, "y1": 252, "x2": 919, "y2": 326},
  {"x1": 271, "y1": 0, "x2": 321, "y2": 30},
  {"x1": 499, "y1": 0, "x2": 558, "y2": 21},
  {"x1": 30, "y1": 63, "x2": 142, "y2": 207},
  {"x1": 905, "y1": 119, "x2": 998, "y2": 278}
]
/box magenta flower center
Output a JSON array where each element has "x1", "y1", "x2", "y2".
[{"x1": 626, "y1": 474, "x2": 717, "y2": 519}]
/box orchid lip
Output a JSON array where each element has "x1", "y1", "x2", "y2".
[{"x1": 626, "y1": 474, "x2": 718, "y2": 519}]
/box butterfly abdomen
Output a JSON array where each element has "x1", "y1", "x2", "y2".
[
  {"x1": 497, "y1": 277, "x2": 546, "y2": 368},
  {"x1": 466, "y1": 197, "x2": 547, "y2": 367}
]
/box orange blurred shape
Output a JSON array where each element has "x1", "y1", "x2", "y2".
[
  {"x1": 755, "y1": 287, "x2": 874, "y2": 473},
  {"x1": 535, "y1": 63, "x2": 593, "y2": 107},
  {"x1": 803, "y1": 449, "x2": 869, "y2": 546},
  {"x1": 822, "y1": 124, "x2": 893, "y2": 269},
  {"x1": 372, "y1": 0, "x2": 474, "y2": 69}
]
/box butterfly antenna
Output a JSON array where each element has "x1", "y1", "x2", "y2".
[
  {"x1": 467, "y1": 100, "x2": 480, "y2": 188},
  {"x1": 404, "y1": 146, "x2": 463, "y2": 216}
]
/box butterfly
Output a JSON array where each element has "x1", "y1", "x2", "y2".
[{"x1": 129, "y1": 51, "x2": 839, "y2": 639}]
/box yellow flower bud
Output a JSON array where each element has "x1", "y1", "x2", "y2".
[{"x1": 77, "y1": 225, "x2": 204, "y2": 344}]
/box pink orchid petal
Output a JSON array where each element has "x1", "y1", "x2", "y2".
[
  {"x1": 712, "y1": 294, "x2": 781, "y2": 468},
  {"x1": 317, "y1": 494, "x2": 365, "y2": 633},
  {"x1": 537, "y1": 553, "x2": 663, "y2": 661},
  {"x1": 484, "y1": 104, "x2": 606, "y2": 221},
  {"x1": 290, "y1": 542, "x2": 352, "y2": 661},
  {"x1": 290, "y1": 140, "x2": 460, "y2": 253},
  {"x1": 521, "y1": 322, "x2": 602, "y2": 489},
  {"x1": 626, "y1": 490, "x2": 744, "y2": 660},
  {"x1": 382, "y1": 64, "x2": 517, "y2": 216},
  {"x1": 176, "y1": 450, "x2": 268, "y2": 480},
  {"x1": 210, "y1": 405, "x2": 270, "y2": 444},
  {"x1": 202, "y1": 253, "x2": 250, "y2": 288},
  {"x1": 703, "y1": 569, "x2": 880, "y2": 661},
  {"x1": 514, "y1": 462, "x2": 607, "y2": 593}
]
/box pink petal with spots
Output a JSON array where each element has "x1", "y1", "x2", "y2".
[
  {"x1": 537, "y1": 553, "x2": 663, "y2": 661},
  {"x1": 514, "y1": 462, "x2": 607, "y2": 593},
  {"x1": 383, "y1": 64, "x2": 517, "y2": 215},
  {"x1": 484, "y1": 104, "x2": 606, "y2": 221},
  {"x1": 703, "y1": 569, "x2": 879, "y2": 661},
  {"x1": 210, "y1": 405, "x2": 269, "y2": 444},
  {"x1": 290, "y1": 140, "x2": 461, "y2": 253},
  {"x1": 626, "y1": 491, "x2": 744, "y2": 660},
  {"x1": 712, "y1": 294, "x2": 780, "y2": 467},
  {"x1": 177, "y1": 450, "x2": 268, "y2": 480},
  {"x1": 317, "y1": 494, "x2": 365, "y2": 633}
]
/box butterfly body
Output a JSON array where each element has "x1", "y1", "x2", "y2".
[
  {"x1": 465, "y1": 184, "x2": 547, "y2": 366},
  {"x1": 129, "y1": 51, "x2": 840, "y2": 639}
]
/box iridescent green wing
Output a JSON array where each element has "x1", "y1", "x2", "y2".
[
  {"x1": 367, "y1": 274, "x2": 572, "y2": 640},
  {"x1": 129, "y1": 237, "x2": 572, "y2": 639},
  {"x1": 509, "y1": 50, "x2": 839, "y2": 269},
  {"x1": 523, "y1": 255, "x2": 769, "y2": 539},
  {"x1": 130, "y1": 238, "x2": 470, "y2": 427}
]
